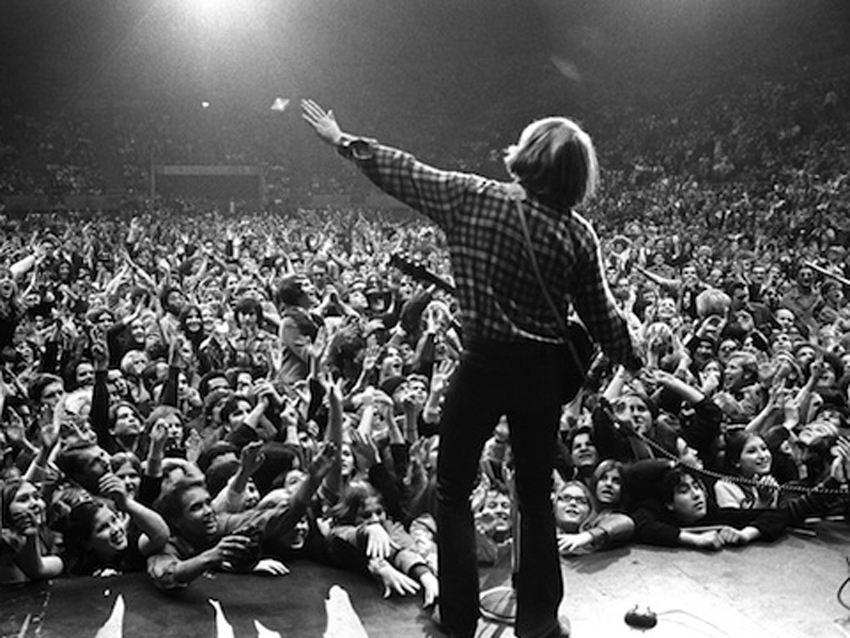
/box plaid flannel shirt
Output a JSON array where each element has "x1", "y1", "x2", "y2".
[{"x1": 341, "y1": 138, "x2": 637, "y2": 365}]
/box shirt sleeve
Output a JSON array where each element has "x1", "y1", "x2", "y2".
[
  {"x1": 714, "y1": 481, "x2": 744, "y2": 508},
  {"x1": 339, "y1": 137, "x2": 483, "y2": 234},
  {"x1": 570, "y1": 218, "x2": 641, "y2": 369},
  {"x1": 586, "y1": 512, "x2": 635, "y2": 550}
]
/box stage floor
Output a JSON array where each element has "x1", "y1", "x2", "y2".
[{"x1": 2, "y1": 521, "x2": 849, "y2": 638}]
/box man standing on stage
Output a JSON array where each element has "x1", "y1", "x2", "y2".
[{"x1": 302, "y1": 99, "x2": 641, "y2": 638}]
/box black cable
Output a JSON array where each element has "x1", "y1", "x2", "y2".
[
  {"x1": 837, "y1": 576, "x2": 850, "y2": 612},
  {"x1": 838, "y1": 556, "x2": 850, "y2": 612}
]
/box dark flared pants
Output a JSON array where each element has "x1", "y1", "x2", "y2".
[{"x1": 436, "y1": 340, "x2": 565, "y2": 637}]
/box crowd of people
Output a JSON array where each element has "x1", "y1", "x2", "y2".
[
  {"x1": 0, "y1": 49, "x2": 849, "y2": 634},
  {"x1": 0, "y1": 191, "x2": 847, "y2": 595}
]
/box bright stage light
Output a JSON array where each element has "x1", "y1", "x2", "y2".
[
  {"x1": 188, "y1": 0, "x2": 232, "y2": 17},
  {"x1": 184, "y1": 0, "x2": 249, "y2": 29}
]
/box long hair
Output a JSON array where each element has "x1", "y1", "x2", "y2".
[
  {"x1": 154, "y1": 476, "x2": 206, "y2": 528},
  {"x1": 589, "y1": 459, "x2": 626, "y2": 510},
  {"x1": 178, "y1": 304, "x2": 206, "y2": 352},
  {"x1": 0, "y1": 478, "x2": 46, "y2": 558},
  {"x1": 330, "y1": 480, "x2": 379, "y2": 526},
  {"x1": 0, "y1": 267, "x2": 23, "y2": 321},
  {"x1": 504, "y1": 116, "x2": 598, "y2": 210},
  {"x1": 723, "y1": 431, "x2": 767, "y2": 476},
  {"x1": 60, "y1": 500, "x2": 109, "y2": 575}
]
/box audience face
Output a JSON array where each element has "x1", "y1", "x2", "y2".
[
  {"x1": 772, "y1": 332, "x2": 793, "y2": 353},
  {"x1": 570, "y1": 431, "x2": 599, "y2": 471},
  {"x1": 379, "y1": 347, "x2": 404, "y2": 381},
  {"x1": 735, "y1": 435, "x2": 772, "y2": 478},
  {"x1": 75, "y1": 362, "x2": 94, "y2": 388},
  {"x1": 356, "y1": 495, "x2": 386, "y2": 526},
  {"x1": 796, "y1": 267, "x2": 814, "y2": 291},
  {"x1": 129, "y1": 319, "x2": 146, "y2": 344},
  {"x1": 682, "y1": 265, "x2": 698, "y2": 287},
  {"x1": 656, "y1": 297, "x2": 677, "y2": 322},
  {"x1": 8, "y1": 481, "x2": 46, "y2": 531},
  {"x1": 122, "y1": 350, "x2": 148, "y2": 377},
  {"x1": 106, "y1": 370, "x2": 128, "y2": 400},
  {"x1": 236, "y1": 309, "x2": 258, "y2": 331},
  {"x1": 66, "y1": 445, "x2": 112, "y2": 494},
  {"x1": 165, "y1": 290, "x2": 186, "y2": 315},
  {"x1": 553, "y1": 483, "x2": 591, "y2": 532},
  {"x1": 282, "y1": 469, "x2": 307, "y2": 491},
  {"x1": 612, "y1": 277, "x2": 630, "y2": 301},
  {"x1": 151, "y1": 410, "x2": 185, "y2": 448},
  {"x1": 112, "y1": 404, "x2": 142, "y2": 438},
  {"x1": 113, "y1": 461, "x2": 141, "y2": 499},
  {"x1": 717, "y1": 339, "x2": 739, "y2": 364},
  {"x1": 281, "y1": 516, "x2": 310, "y2": 550},
  {"x1": 234, "y1": 372, "x2": 253, "y2": 396},
  {"x1": 183, "y1": 308, "x2": 203, "y2": 334},
  {"x1": 741, "y1": 335, "x2": 763, "y2": 356},
  {"x1": 244, "y1": 479, "x2": 260, "y2": 509},
  {"x1": 640, "y1": 287, "x2": 658, "y2": 310},
  {"x1": 348, "y1": 288, "x2": 368, "y2": 311},
  {"x1": 816, "y1": 364, "x2": 837, "y2": 389},
  {"x1": 612, "y1": 396, "x2": 653, "y2": 435},
  {"x1": 200, "y1": 305, "x2": 218, "y2": 333},
  {"x1": 340, "y1": 443, "x2": 356, "y2": 478},
  {"x1": 227, "y1": 398, "x2": 252, "y2": 430},
  {"x1": 731, "y1": 286, "x2": 749, "y2": 309},
  {"x1": 693, "y1": 341, "x2": 716, "y2": 368},
  {"x1": 706, "y1": 268, "x2": 724, "y2": 289},
  {"x1": 676, "y1": 438, "x2": 703, "y2": 470},
  {"x1": 668, "y1": 473, "x2": 708, "y2": 524},
  {"x1": 795, "y1": 345, "x2": 816, "y2": 369},
  {"x1": 40, "y1": 380, "x2": 65, "y2": 408},
  {"x1": 775, "y1": 308, "x2": 796, "y2": 332},
  {"x1": 88, "y1": 504, "x2": 129, "y2": 557},
  {"x1": 594, "y1": 467, "x2": 623, "y2": 508},
  {"x1": 176, "y1": 486, "x2": 219, "y2": 539},
  {"x1": 475, "y1": 490, "x2": 512, "y2": 543},
  {"x1": 723, "y1": 356, "x2": 750, "y2": 391}
]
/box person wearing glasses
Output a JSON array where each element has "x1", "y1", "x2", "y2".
[{"x1": 552, "y1": 480, "x2": 634, "y2": 556}]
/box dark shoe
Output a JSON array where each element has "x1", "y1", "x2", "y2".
[
  {"x1": 546, "y1": 616, "x2": 571, "y2": 638},
  {"x1": 524, "y1": 615, "x2": 571, "y2": 638},
  {"x1": 429, "y1": 605, "x2": 476, "y2": 638}
]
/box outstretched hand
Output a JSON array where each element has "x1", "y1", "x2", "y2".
[{"x1": 301, "y1": 99, "x2": 344, "y2": 146}]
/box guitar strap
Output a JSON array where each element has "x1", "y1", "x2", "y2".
[{"x1": 514, "y1": 198, "x2": 590, "y2": 378}]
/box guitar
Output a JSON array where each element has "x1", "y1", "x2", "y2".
[
  {"x1": 389, "y1": 253, "x2": 456, "y2": 296},
  {"x1": 389, "y1": 253, "x2": 463, "y2": 334}
]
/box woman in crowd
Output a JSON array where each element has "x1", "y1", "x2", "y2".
[
  {"x1": 58, "y1": 471, "x2": 169, "y2": 576},
  {"x1": 178, "y1": 304, "x2": 207, "y2": 360},
  {"x1": 0, "y1": 478, "x2": 63, "y2": 585},
  {"x1": 715, "y1": 431, "x2": 779, "y2": 509},
  {"x1": 589, "y1": 459, "x2": 629, "y2": 513},
  {"x1": 328, "y1": 479, "x2": 439, "y2": 607},
  {"x1": 552, "y1": 479, "x2": 634, "y2": 556}
]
